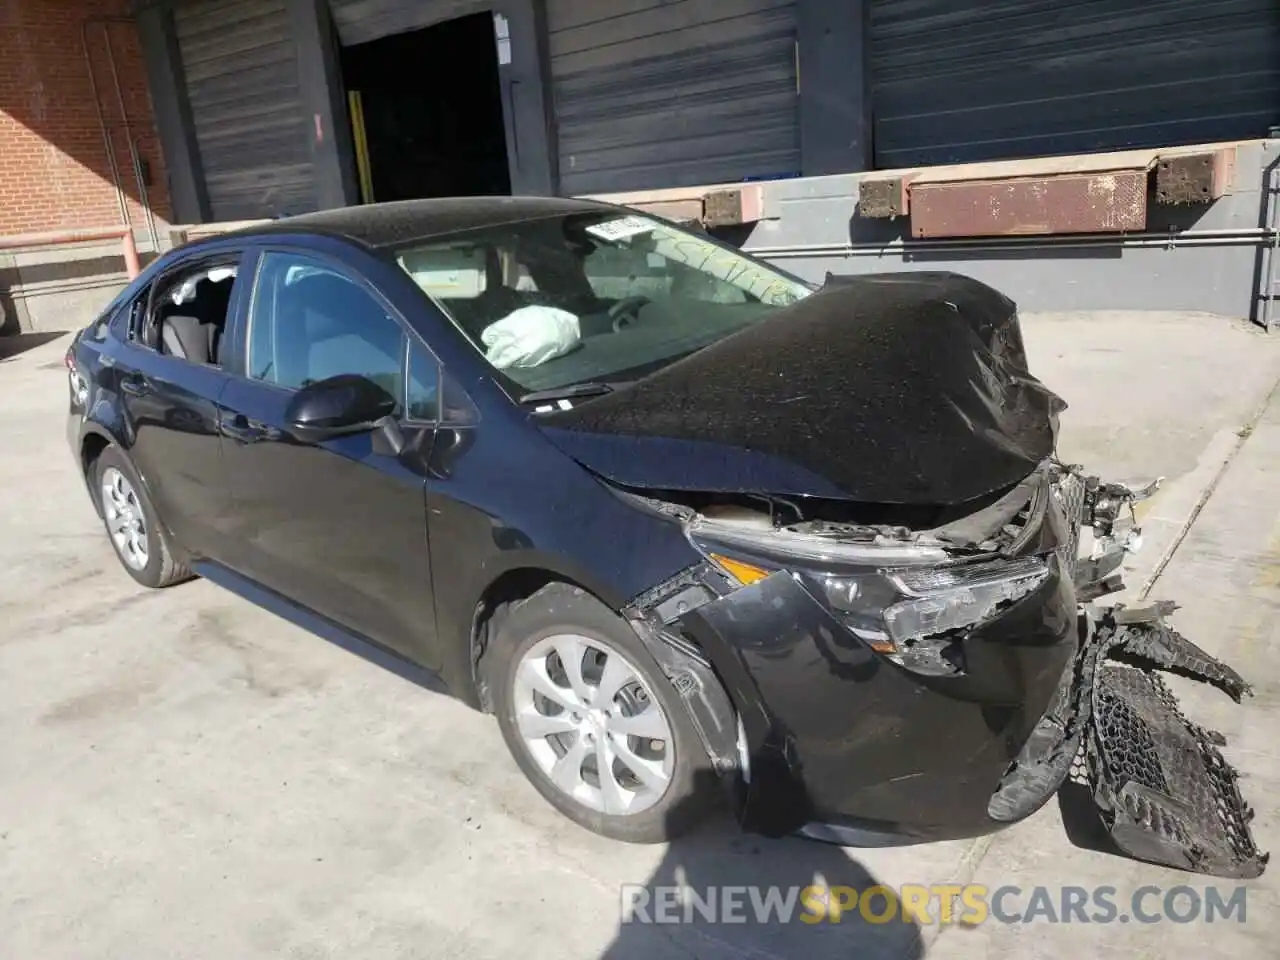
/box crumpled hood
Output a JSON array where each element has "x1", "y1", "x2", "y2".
[{"x1": 539, "y1": 271, "x2": 1067, "y2": 506}]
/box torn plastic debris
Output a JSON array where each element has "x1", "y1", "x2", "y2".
[
  {"x1": 990, "y1": 601, "x2": 1268, "y2": 879},
  {"x1": 995, "y1": 468, "x2": 1266, "y2": 877},
  {"x1": 1085, "y1": 474, "x2": 1162, "y2": 561},
  {"x1": 1085, "y1": 606, "x2": 1266, "y2": 878},
  {"x1": 1072, "y1": 469, "x2": 1163, "y2": 602}
]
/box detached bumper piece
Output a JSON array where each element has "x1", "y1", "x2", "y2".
[
  {"x1": 988, "y1": 600, "x2": 1266, "y2": 878},
  {"x1": 1084, "y1": 607, "x2": 1267, "y2": 879}
]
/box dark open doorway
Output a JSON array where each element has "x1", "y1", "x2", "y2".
[{"x1": 339, "y1": 12, "x2": 512, "y2": 202}]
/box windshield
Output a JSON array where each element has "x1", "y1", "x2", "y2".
[{"x1": 390, "y1": 211, "x2": 813, "y2": 396}]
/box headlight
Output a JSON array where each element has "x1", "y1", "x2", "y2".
[
  {"x1": 688, "y1": 516, "x2": 1049, "y2": 677},
  {"x1": 884, "y1": 559, "x2": 1049, "y2": 645},
  {"x1": 689, "y1": 516, "x2": 949, "y2": 569}
]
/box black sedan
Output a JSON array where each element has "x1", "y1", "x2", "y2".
[{"x1": 64, "y1": 197, "x2": 1265, "y2": 875}]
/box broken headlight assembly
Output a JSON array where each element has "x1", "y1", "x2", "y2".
[{"x1": 686, "y1": 518, "x2": 1050, "y2": 677}]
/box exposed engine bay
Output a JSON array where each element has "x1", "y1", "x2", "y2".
[{"x1": 622, "y1": 462, "x2": 1269, "y2": 879}]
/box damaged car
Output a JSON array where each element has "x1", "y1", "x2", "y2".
[{"x1": 64, "y1": 197, "x2": 1267, "y2": 877}]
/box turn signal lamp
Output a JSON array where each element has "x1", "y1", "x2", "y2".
[{"x1": 709, "y1": 553, "x2": 772, "y2": 586}]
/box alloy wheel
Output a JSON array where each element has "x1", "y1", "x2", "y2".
[
  {"x1": 512, "y1": 633, "x2": 675, "y2": 816},
  {"x1": 100, "y1": 467, "x2": 149, "y2": 571}
]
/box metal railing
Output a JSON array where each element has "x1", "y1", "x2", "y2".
[
  {"x1": 1263, "y1": 164, "x2": 1279, "y2": 333},
  {"x1": 0, "y1": 228, "x2": 141, "y2": 278}
]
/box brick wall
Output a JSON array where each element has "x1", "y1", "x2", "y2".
[{"x1": 0, "y1": 0, "x2": 170, "y2": 236}]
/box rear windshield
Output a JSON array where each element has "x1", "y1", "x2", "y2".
[{"x1": 390, "y1": 211, "x2": 813, "y2": 394}]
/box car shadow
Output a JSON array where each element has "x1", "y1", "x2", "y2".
[
  {"x1": 0, "y1": 331, "x2": 65, "y2": 362},
  {"x1": 597, "y1": 773, "x2": 926, "y2": 960}
]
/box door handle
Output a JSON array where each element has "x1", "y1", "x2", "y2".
[
  {"x1": 218, "y1": 411, "x2": 268, "y2": 443},
  {"x1": 120, "y1": 375, "x2": 149, "y2": 397}
]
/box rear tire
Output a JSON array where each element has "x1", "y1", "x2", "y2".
[
  {"x1": 93, "y1": 445, "x2": 191, "y2": 589},
  {"x1": 490, "y1": 583, "x2": 714, "y2": 843}
]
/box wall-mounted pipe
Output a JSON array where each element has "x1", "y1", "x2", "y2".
[
  {"x1": 81, "y1": 20, "x2": 129, "y2": 228},
  {"x1": 0, "y1": 227, "x2": 141, "y2": 279},
  {"x1": 750, "y1": 227, "x2": 1280, "y2": 260},
  {"x1": 101, "y1": 23, "x2": 161, "y2": 256},
  {"x1": 82, "y1": 15, "x2": 160, "y2": 254},
  {"x1": 100, "y1": 21, "x2": 161, "y2": 253}
]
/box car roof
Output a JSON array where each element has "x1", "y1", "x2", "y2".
[{"x1": 217, "y1": 196, "x2": 618, "y2": 250}]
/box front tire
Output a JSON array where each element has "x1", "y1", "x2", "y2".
[
  {"x1": 491, "y1": 583, "x2": 714, "y2": 843},
  {"x1": 93, "y1": 445, "x2": 191, "y2": 589}
]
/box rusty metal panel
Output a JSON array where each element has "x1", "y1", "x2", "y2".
[
  {"x1": 1155, "y1": 148, "x2": 1236, "y2": 205},
  {"x1": 909, "y1": 172, "x2": 1149, "y2": 239},
  {"x1": 859, "y1": 174, "x2": 916, "y2": 219},
  {"x1": 703, "y1": 190, "x2": 745, "y2": 228}
]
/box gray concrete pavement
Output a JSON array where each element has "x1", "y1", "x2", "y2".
[{"x1": 1, "y1": 311, "x2": 1278, "y2": 959}]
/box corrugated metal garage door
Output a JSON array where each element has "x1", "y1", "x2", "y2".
[
  {"x1": 871, "y1": 0, "x2": 1280, "y2": 169},
  {"x1": 174, "y1": 0, "x2": 314, "y2": 219},
  {"x1": 327, "y1": 0, "x2": 474, "y2": 46},
  {"x1": 547, "y1": 0, "x2": 801, "y2": 196}
]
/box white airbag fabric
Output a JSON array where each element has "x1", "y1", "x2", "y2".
[{"x1": 481, "y1": 305, "x2": 580, "y2": 369}]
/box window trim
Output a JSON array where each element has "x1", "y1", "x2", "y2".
[
  {"x1": 125, "y1": 284, "x2": 153, "y2": 347},
  {"x1": 403, "y1": 336, "x2": 444, "y2": 426},
  {"x1": 242, "y1": 244, "x2": 452, "y2": 426},
  {"x1": 125, "y1": 294, "x2": 142, "y2": 342}
]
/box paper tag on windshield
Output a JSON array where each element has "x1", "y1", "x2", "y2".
[{"x1": 585, "y1": 215, "x2": 654, "y2": 242}]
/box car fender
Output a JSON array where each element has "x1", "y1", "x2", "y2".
[
  {"x1": 74, "y1": 409, "x2": 124, "y2": 497},
  {"x1": 76, "y1": 411, "x2": 165, "y2": 538},
  {"x1": 448, "y1": 546, "x2": 633, "y2": 711}
]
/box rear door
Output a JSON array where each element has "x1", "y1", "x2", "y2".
[
  {"x1": 215, "y1": 246, "x2": 442, "y2": 667},
  {"x1": 113, "y1": 251, "x2": 246, "y2": 560}
]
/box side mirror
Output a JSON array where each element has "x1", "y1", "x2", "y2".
[{"x1": 285, "y1": 374, "x2": 399, "y2": 441}]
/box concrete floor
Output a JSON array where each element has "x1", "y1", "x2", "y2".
[{"x1": 1, "y1": 312, "x2": 1278, "y2": 959}]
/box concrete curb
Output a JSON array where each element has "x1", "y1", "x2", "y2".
[{"x1": 1134, "y1": 372, "x2": 1280, "y2": 603}]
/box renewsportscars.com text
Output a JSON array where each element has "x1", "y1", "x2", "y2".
[{"x1": 620, "y1": 884, "x2": 1249, "y2": 926}]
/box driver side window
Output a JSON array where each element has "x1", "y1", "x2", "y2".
[{"x1": 247, "y1": 252, "x2": 405, "y2": 402}]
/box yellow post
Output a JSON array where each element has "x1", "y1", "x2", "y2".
[{"x1": 348, "y1": 90, "x2": 375, "y2": 204}]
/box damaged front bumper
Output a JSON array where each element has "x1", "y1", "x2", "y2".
[
  {"x1": 990, "y1": 602, "x2": 1267, "y2": 878},
  {"x1": 624, "y1": 465, "x2": 1268, "y2": 879}
]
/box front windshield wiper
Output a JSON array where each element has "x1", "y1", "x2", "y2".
[{"x1": 519, "y1": 382, "x2": 616, "y2": 406}]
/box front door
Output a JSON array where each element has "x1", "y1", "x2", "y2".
[{"x1": 216, "y1": 249, "x2": 441, "y2": 667}]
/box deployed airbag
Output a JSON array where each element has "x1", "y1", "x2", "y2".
[{"x1": 482, "y1": 305, "x2": 581, "y2": 370}]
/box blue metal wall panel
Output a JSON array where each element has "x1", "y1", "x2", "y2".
[
  {"x1": 870, "y1": 0, "x2": 1280, "y2": 168},
  {"x1": 548, "y1": 0, "x2": 801, "y2": 195}
]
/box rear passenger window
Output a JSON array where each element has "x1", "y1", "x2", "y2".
[
  {"x1": 145, "y1": 259, "x2": 241, "y2": 366},
  {"x1": 88, "y1": 282, "x2": 142, "y2": 343},
  {"x1": 247, "y1": 252, "x2": 405, "y2": 401},
  {"x1": 84, "y1": 303, "x2": 119, "y2": 344}
]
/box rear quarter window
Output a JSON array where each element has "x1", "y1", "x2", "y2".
[{"x1": 84, "y1": 296, "x2": 130, "y2": 344}]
